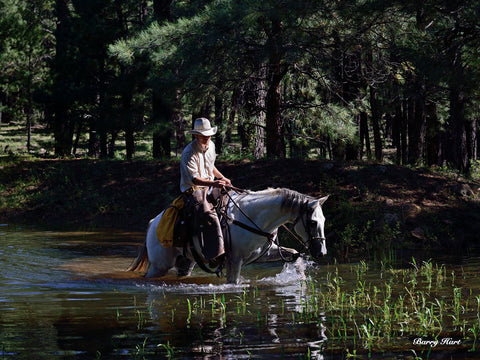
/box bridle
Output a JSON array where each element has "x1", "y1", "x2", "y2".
[
  {"x1": 221, "y1": 187, "x2": 324, "y2": 263},
  {"x1": 290, "y1": 207, "x2": 326, "y2": 252}
]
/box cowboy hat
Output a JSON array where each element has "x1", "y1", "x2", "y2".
[{"x1": 186, "y1": 118, "x2": 217, "y2": 136}]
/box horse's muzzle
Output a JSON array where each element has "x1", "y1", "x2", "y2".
[{"x1": 309, "y1": 237, "x2": 327, "y2": 260}]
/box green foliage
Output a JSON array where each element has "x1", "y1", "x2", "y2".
[
  {"x1": 0, "y1": 0, "x2": 54, "y2": 122},
  {"x1": 1, "y1": 0, "x2": 480, "y2": 169}
]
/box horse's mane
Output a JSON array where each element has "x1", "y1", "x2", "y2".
[{"x1": 241, "y1": 188, "x2": 313, "y2": 212}]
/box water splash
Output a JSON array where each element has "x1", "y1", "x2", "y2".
[
  {"x1": 141, "y1": 258, "x2": 311, "y2": 296},
  {"x1": 256, "y1": 258, "x2": 307, "y2": 285}
]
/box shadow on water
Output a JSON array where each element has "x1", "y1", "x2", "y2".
[{"x1": 1, "y1": 224, "x2": 480, "y2": 359}]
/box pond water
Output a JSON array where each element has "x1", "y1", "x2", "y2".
[{"x1": 0, "y1": 224, "x2": 479, "y2": 359}]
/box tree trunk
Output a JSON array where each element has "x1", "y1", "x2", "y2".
[
  {"x1": 449, "y1": 84, "x2": 469, "y2": 173},
  {"x1": 477, "y1": 121, "x2": 480, "y2": 162},
  {"x1": 99, "y1": 129, "x2": 108, "y2": 158},
  {"x1": 123, "y1": 92, "x2": 136, "y2": 160},
  {"x1": 26, "y1": 90, "x2": 32, "y2": 153},
  {"x1": 346, "y1": 114, "x2": 360, "y2": 160},
  {"x1": 243, "y1": 66, "x2": 266, "y2": 159},
  {"x1": 466, "y1": 117, "x2": 477, "y2": 162},
  {"x1": 425, "y1": 102, "x2": 441, "y2": 166},
  {"x1": 369, "y1": 85, "x2": 382, "y2": 162},
  {"x1": 152, "y1": 131, "x2": 161, "y2": 158},
  {"x1": 447, "y1": 40, "x2": 469, "y2": 173},
  {"x1": 153, "y1": 0, "x2": 172, "y2": 21},
  {"x1": 238, "y1": 119, "x2": 249, "y2": 151},
  {"x1": 108, "y1": 131, "x2": 118, "y2": 158},
  {"x1": 88, "y1": 126, "x2": 99, "y2": 158},
  {"x1": 265, "y1": 18, "x2": 285, "y2": 158},
  {"x1": 391, "y1": 84, "x2": 402, "y2": 164},
  {"x1": 227, "y1": 88, "x2": 242, "y2": 143},
  {"x1": 214, "y1": 96, "x2": 224, "y2": 155},
  {"x1": 359, "y1": 111, "x2": 371, "y2": 160},
  {"x1": 125, "y1": 125, "x2": 135, "y2": 160},
  {"x1": 265, "y1": 75, "x2": 283, "y2": 158},
  {"x1": 172, "y1": 90, "x2": 185, "y2": 155},
  {"x1": 153, "y1": 0, "x2": 176, "y2": 156},
  {"x1": 88, "y1": 92, "x2": 102, "y2": 158},
  {"x1": 401, "y1": 98, "x2": 409, "y2": 165},
  {"x1": 192, "y1": 101, "x2": 212, "y2": 123},
  {"x1": 253, "y1": 101, "x2": 266, "y2": 159},
  {"x1": 53, "y1": 0, "x2": 73, "y2": 156},
  {"x1": 408, "y1": 79, "x2": 426, "y2": 165},
  {"x1": 392, "y1": 111, "x2": 401, "y2": 164},
  {"x1": 342, "y1": 48, "x2": 363, "y2": 160},
  {"x1": 152, "y1": 91, "x2": 172, "y2": 158},
  {"x1": 72, "y1": 118, "x2": 83, "y2": 156}
]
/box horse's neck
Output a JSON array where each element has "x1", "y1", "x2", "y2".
[{"x1": 231, "y1": 193, "x2": 296, "y2": 233}]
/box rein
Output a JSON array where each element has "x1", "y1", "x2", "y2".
[
  {"x1": 222, "y1": 187, "x2": 276, "y2": 241},
  {"x1": 221, "y1": 186, "x2": 310, "y2": 263},
  {"x1": 220, "y1": 187, "x2": 275, "y2": 265}
]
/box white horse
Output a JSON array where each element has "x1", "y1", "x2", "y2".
[{"x1": 128, "y1": 188, "x2": 328, "y2": 284}]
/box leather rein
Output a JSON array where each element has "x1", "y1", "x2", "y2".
[{"x1": 220, "y1": 186, "x2": 312, "y2": 264}]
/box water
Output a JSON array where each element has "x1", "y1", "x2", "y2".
[{"x1": 0, "y1": 224, "x2": 479, "y2": 359}]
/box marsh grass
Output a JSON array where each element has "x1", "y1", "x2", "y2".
[
  {"x1": 314, "y1": 259, "x2": 479, "y2": 356},
  {"x1": 114, "y1": 259, "x2": 479, "y2": 359}
]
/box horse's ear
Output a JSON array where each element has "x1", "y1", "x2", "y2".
[
  {"x1": 309, "y1": 195, "x2": 329, "y2": 208},
  {"x1": 317, "y1": 195, "x2": 329, "y2": 206}
]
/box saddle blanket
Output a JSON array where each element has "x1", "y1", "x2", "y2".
[{"x1": 156, "y1": 194, "x2": 185, "y2": 248}]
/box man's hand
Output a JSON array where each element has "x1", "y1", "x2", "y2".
[
  {"x1": 213, "y1": 177, "x2": 232, "y2": 188},
  {"x1": 221, "y1": 177, "x2": 232, "y2": 187},
  {"x1": 193, "y1": 176, "x2": 233, "y2": 189}
]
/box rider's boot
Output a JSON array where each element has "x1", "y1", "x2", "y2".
[{"x1": 209, "y1": 252, "x2": 226, "y2": 268}]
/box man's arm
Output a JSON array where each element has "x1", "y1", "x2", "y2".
[
  {"x1": 192, "y1": 166, "x2": 232, "y2": 188},
  {"x1": 213, "y1": 167, "x2": 232, "y2": 186},
  {"x1": 192, "y1": 176, "x2": 228, "y2": 188}
]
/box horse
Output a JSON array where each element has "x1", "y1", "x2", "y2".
[{"x1": 127, "y1": 188, "x2": 328, "y2": 284}]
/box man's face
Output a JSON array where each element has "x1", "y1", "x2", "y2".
[{"x1": 196, "y1": 134, "x2": 211, "y2": 149}]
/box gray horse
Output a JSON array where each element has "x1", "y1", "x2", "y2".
[{"x1": 128, "y1": 188, "x2": 328, "y2": 284}]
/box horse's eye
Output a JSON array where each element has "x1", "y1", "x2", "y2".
[{"x1": 308, "y1": 220, "x2": 317, "y2": 227}]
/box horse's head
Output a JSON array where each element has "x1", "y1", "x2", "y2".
[{"x1": 294, "y1": 195, "x2": 329, "y2": 261}]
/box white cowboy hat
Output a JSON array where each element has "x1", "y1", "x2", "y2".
[{"x1": 186, "y1": 118, "x2": 217, "y2": 136}]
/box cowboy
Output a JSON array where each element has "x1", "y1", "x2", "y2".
[{"x1": 180, "y1": 117, "x2": 232, "y2": 266}]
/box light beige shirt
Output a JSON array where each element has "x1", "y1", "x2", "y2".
[{"x1": 180, "y1": 139, "x2": 216, "y2": 192}]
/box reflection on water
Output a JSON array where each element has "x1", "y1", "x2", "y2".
[{"x1": 0, "y1": 224, "x2": 479, "y2": 359}]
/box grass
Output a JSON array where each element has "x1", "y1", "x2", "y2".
[
  {"x1": 310, "y1": 259, "x2": 479, "y2": 357},
  {"x1": 114, "y1": 259, "x2": 479, "y2": 359},
  {"x1": 0, "y1": 120, "x2": 157, "y2": 159},
  {"x1": 0, "y1": 122, "x2": 53, "y2": 156}
]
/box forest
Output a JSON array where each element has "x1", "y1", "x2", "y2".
[{"x1": 1, "y1": 0, "x2": 480, "y2": 174}]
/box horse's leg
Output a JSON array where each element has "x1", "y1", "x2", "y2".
[
  {"x1": 258, "y1": 244, "x2": 300, "y2": 262},
  {"x1": 146, "y1": 263, "x2": 169, "y2": 278},
  {"x1": 226, "y1": 257, "x2": 243, "y2": 285},
  {"x1": 145, "y1": 246, "x2": 178, "y2": 277},
  {"x1": 175, "y1": 255, "x2": 195, "y2": 277},
  {"x1": 145, "y1": 213, "x2": 178, "y2": 278}
]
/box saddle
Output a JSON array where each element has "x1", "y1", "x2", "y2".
[{"x1": 171, "y1": 188, "x2": 230, "y2": 264}]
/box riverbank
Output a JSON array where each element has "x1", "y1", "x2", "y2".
[{"x1": 1, "y1": 155, "x2": 479, "y2": 259}]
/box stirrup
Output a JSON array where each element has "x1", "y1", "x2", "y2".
[
  {"x1": 215, "y1": 262, "x2": 225, "y2": 278},
  {"x1": 208, "y1": 253, "x2": 226, "y2": 269}
]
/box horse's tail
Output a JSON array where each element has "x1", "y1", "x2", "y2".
[
  {"x1": 126, "y1": 240, "x2": 149, "y2": 272},
  {"x1": 126, "y1": 220, "x2": 152, "y2": 273}
]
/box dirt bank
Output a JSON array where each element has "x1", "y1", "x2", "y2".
[{"x1": 1, "y1": 157, "x2": 479, "y2": 255}]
